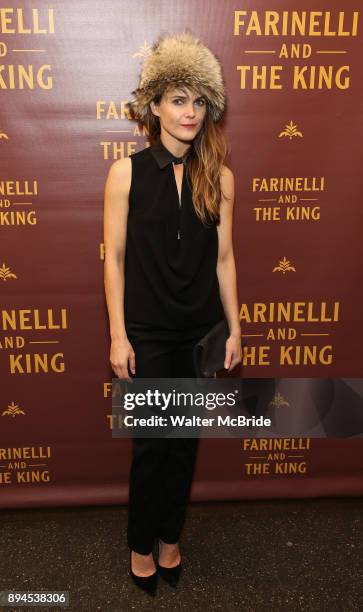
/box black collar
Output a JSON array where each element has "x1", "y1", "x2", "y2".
[{"x1": 150, "y1": 139, "x2": 191, "y2": 169}]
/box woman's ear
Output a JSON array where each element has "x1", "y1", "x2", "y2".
[{"x1": 150, "y1": 101, "x2": 160, "y2": 117}]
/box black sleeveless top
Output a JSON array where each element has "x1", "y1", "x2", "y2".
[{"x1": 124, "y1": 138, "x2": 225, "y2": 337}]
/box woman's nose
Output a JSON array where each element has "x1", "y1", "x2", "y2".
[{"x1": 185, "y1": 104, "x2": 196, "y2": 117}]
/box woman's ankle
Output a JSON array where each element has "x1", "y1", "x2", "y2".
[
  {"x1": 130, "y1": 546, "x2": 153, "y2": 556},
  {"x1": 159, "y1": 538, "x2": 179, "y2": 547},
  {"x1": 158, "y1": 541, "x2": 181, "y2": 567},
  {"x1": 132, "y1": 549, "x2": 154, "y2": 559},
  {"x1": 131, "y1": 550, "x2": 156, "y2": 574}
]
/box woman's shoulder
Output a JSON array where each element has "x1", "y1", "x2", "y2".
[
  {"x1": 220, "y1": 165, "x2": 234, "y2": 191},
  {"x1": 107, "y1": 156, "x2": 132, "y2": 182},
  {"x1": 219, "y1": 165, "x2": 235, "y2": 205},
  {"x1": 105, "y1": 157, "x2": 132, "y2": 201},
  {"x1": 220, "y1": 164, "x2": 234, "y2": 179}
]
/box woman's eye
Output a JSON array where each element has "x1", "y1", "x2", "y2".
[{"x1": 173, "y1": 98, "x2": 205, "y2": 105}]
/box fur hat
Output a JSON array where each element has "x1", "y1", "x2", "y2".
[{"x1": 127, "y1": 30, "x2": 226, "y2": 123}]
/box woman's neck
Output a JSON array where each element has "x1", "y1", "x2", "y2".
[{"x1": 159, "y1": 133, "x2": 191, "y2": 159}]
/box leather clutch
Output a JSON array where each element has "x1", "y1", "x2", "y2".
[{"x1": 193, "y1": 319, "x2": 230, "y2": 378}]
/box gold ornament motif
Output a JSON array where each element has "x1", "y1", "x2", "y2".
[
  {"x1": 0, "y1": 263, "x2": 18, "y2": 281},
  {"x1": 2, "y1": 402, "x2": 26, "y2": 417},
  {"x1": 269, "y1": 392, "x2": 290, "y2": 408},
  {"x1": 272, "y1": 257, "x2": 296, "y2": 274},
  {"x1": 279, "y1": 120, "x2": 303, "y2": 140},
  {"x1": 131, "y1": 41, "x2": 152, "y2": 58}
]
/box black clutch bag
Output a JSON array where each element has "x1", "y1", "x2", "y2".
[{"x1": 193, "y1": 319, "x2": 230, "y2": 378}]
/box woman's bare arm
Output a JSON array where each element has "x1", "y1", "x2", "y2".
[
  {"x1": 103, "y1": 157, "x2": 135, "y2": 378},
  {"x1": 216, "y1": 166, "x2": 242, "y2": 371}
]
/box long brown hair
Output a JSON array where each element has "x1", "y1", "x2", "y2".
[{"x1": 141, "y1": 90, "x2": 231, "y2": 226}]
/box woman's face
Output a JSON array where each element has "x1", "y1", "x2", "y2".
[{"x1": 150, "y1": 86, "x2": 207, "y2": 142}]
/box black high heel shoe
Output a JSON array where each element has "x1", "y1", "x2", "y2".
[
  {"x1": 156, "y1": 540, "x2": 182, "y2": 587},
  {"x1": 129, "y1": 550, "x2": 158, "y2": 596}
]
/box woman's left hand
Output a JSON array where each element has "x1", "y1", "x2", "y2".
[{"x1": 224, "y1": 333, "x2": 242, "y2": 372}]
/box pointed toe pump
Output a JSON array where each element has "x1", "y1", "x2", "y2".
[
  {"x1": 129, "y1": 551, "x2": 158, "y2": 596},
  {"x1": 157, "y1": 540, "x2": 182, "y2": 587}
]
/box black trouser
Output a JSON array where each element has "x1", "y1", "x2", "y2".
[{"x1": 126, "y1": 332, "x2": 201, "y2": 555}]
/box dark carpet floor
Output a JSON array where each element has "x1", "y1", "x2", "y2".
[{"x1": 1, "y1": 497, "x2": 362, "y2": 611}]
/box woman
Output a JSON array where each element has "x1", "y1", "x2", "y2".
[{"x1": 103, "y1": 31, "x2": 242, "y2": 595}]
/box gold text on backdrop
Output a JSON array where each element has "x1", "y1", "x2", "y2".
[{"x1": 234, "y1": 11, "x2": 359, "y2": 37}]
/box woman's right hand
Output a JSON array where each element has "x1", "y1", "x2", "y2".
[{"x1": 110, "y1": 337, "x2": 136, "y2": 381}]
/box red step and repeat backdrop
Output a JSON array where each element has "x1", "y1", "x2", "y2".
[{"x1": 1, "y1": 1, "x2": 363, "y2": 507}]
